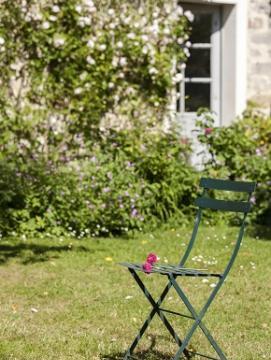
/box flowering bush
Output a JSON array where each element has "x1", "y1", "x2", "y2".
[
  {"x1": 196, "y1": 108, "x2": 271, "y2": 224},
  {"x1": 0, "y1": 1, "x2": 199, "y2": 236},
  {"x1": 0, "y1": 125, "x2": 197, "y2": 236},
  {"x1": 0, "y1": 0, "x2": 190, "y2": 153}
]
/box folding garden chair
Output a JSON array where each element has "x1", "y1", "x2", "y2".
[{"x1": 119, "y1": 177, "x2": 256, "y2": 360}]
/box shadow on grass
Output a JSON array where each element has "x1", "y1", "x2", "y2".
[
  {"x1": 0, "y1": 242, "x2": 91, "y2": 265},
  {"x1": 101, "y1": 335, "x2": 189, "y2": 360},
  {"x1": 247, "y1": 224, "x2": 271, "y2": 241},
  {"x1": 101, "y1": 350, "x2": 174, "y2": 359}
]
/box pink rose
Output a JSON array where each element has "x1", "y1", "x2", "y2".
[
  {"x1": 204, "y1": 127, "x2": 213, "y2": 135},
  {"x1": 142, "y1": 262, "x2": 153, "y2": 273},
  {"x1": 146, "y1": 253, "x2": 158, "y2": 265}
]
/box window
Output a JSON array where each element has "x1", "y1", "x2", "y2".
[
  {"x1": 177, "y1": 4, "x2": 221, "y2": 124},
  {"x1": 175, "y1": 1, "x2": 248, "y2": 129}
]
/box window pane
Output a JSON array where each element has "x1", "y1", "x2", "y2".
[
  {"x1": 185, "y1": 49, "x2": 210, "y2": 78},
  {"x1": 185, "y1": 83, "x2": 210, "y2": 112},
  {"x1": 190, "y1": 14, "x2": 212, "y2": 43}
]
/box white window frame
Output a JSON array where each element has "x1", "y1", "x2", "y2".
[
  {"x1": 176, "y1": 0, "x2": 247, "y2": 126},
  {"x1": 178, "y1": 4, "x2": 221, "y2": 126}
]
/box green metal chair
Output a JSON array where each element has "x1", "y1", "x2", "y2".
[{"x1": 120, "y1": 177, "x2": 256, "y2": 360}]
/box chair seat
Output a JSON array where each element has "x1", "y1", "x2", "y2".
[{"x1": 119, "y1": 262, "x2": 222, "y2": 278}]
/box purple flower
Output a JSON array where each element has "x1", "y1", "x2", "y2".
[
  {"x1": 131, "y1": 208, "x2": 138, "y2": 217},
  {"x1": 250, "y1": 196, "x2": 256, "y2": 205},
  {"x1": 103, "y1": 187, "x2": 110, "y2": 193},
  {"x1": 127, "y1": 161, "x2": 134, "y2": 167},
  {"x1": 255, "y1": 148, "x2": 262, "y2": 156}
]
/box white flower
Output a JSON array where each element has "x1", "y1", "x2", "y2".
[
  {"x1": 112, "y1": 57, "x2": 118, "y2": 67},
  {"x1": 184, "y1": 10, "x2": 194, "y2": 22},
  {"x1": 149, "y1": 67, "x2": 158, "y2": 75},
  {"x1": 33, "y1": 13, "x2": 43, "y2": 21},
  {"x1": 119, "y1": 57, "x2": 127, "y2": 66},
  {"x1": 83, "y1": 0, "x2": 94, "y2": 6},
  {"x1": 84, "y1": 16, "x2": 91, "y2": 25},
  {"x1": 118, "y1": 72, "x2": 125, "y2": 79},
  {"x1": 173, "y1": 73, "x2": 183, "y2": 83},
  {"x1": 86, "y1": 55, "x2": 95, "y2": 65},
  {"x1": 177, "y1": 37, "x2": 184, "y2": 45},
  {"x1": 116, "y1": 41, "x2": 123, "y2": 49},
  {"x1": 42, "y1": 21, "x2": 50, "y2": 29},
  {"x1": 127, "y1": 32, "x2": 136, "y2": 40},
  {"x1": 150, "y1": 23, "x2": 159, "y2": 34},
  {"x1": 78, "y1": 16, "x2": 91, "y2": 27},
  {"x1": 98, "y1": 44, "x2": 106, "y2": 51},
  {"x1": 108, "y1": 82, "x2": 114, "y2": 89},
  {"x1": 142, "y1": 46, "x2": 149, "y2": 55},
  {"x1": 185, "y1": 41, "x2": 192, "y2": 48},
  {"x1": 52, "y1": 5, "x2": 60, "y2": 13},
  {"x1": 163, "y1": 27, "x2": 170, "y2": 35},
  {"x1": 75, "y1": 5, "x2": 82, "y2": 13},
  {"x1": 49, "y1": 115, "x2": 58, "y2": 125},
  {"x1": 108, "y1": 8, "x2": 115, "y2": 16},
  {"x1": 87, "y1": 39, "x2": 95, "y2": 48},
  {"x1": 74, "y1": 87, "x2": 83, "y2": 95},
  {"x1": 79, "y1": 72, "x2": 88, "y2": 81},
  {"x1": 141, "y1": 34, "x2": 149, "y2": 42},
  {"x1": 109, "y1": 23, "x2": 116, "y2": 30},
  {"x1": 177, "y1": 6, "x2": 183, "y2": 16},
  {"x1": 37, "y1": 136, "x2": 45, "y2": 146},
  {"x1": 0, "y1": 46, "x2": 5, "y2": 53},
  {"x1": 183, "y1": 48, "x2": 190, "y2": 57},
  {"x1": 10, "y1": 63, "x2": 19, "y2": 71},
  {"x1": 123, "y1": 17, "x2": 131, "y2": 25},
  {"x1": 49, "y1": 15, "x2": 57, "y2": 22},
  {"x1": 53, "y1": 36, "x2": 65, "y2": 47},
  {"x1": 0, "y1": 37, "x2": 5, "y2": 45},
  {"x1": 164, "y1": 4, "x2": 171, "y2": 14},
  {"x1": 88, "y1": 6, "x2": 96, "y2": 13}
]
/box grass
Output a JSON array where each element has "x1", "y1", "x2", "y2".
[{"x1": 0, "y1": 224, "x2": 270, "y2": 360}]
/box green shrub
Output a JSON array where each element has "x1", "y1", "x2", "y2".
[
  {"x1": 196, "y1": 108, "x2": 271, "y2": 224},
  {"x1": 0, "y1": 126, "x2": 197, "y2": 237}
]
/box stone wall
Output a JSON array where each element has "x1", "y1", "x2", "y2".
[{"x1": 247, "y1": 0, "x2": 271, "y2": 112}]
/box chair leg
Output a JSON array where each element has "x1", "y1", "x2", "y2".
[
  {"x1": 169, "y1": 275, "x2": 227, "y2": 360},
  {"x1": 124, "y1": 269, "x2": 191, "y2": 359}
]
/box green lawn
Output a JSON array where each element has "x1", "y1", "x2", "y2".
[{"x1": 0, "y1": 225, "x2": 270, "y2": 360}]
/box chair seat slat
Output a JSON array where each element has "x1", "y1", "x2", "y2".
[
  {"x1": 200, "y1": 177, "x2": 256, "y2": 193},
  {"x1": 119, "y1": 262, "x2": 221, "y2": 277},
  {"x1": 196, "y1": 197, "x2": 251, "y2": 213}
]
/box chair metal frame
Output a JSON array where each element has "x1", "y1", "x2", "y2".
[{"x1": 120, "y1": 178, "x2": 256, "y2": 360}]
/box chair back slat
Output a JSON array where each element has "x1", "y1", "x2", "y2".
[
  {"x1": 200, "y1": 177, "x2": 256, "y2": 193},
  {"x1": 195, "y1": 197, "x2": 251, "y2": 213}
]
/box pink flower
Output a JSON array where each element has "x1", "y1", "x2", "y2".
[
  {"x1": 146, "y1": 253, "x2": 158, "y2": 265},
  {"x1": 142, "y1": 262, "x2": 153, "y2": 273},
  {"x1": 204, "y1": 127, "x2": 213, "y2": 135}
]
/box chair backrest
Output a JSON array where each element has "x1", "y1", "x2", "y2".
[{"x1": 179, "y1": 178, "x2": 256, "y2": 278}]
